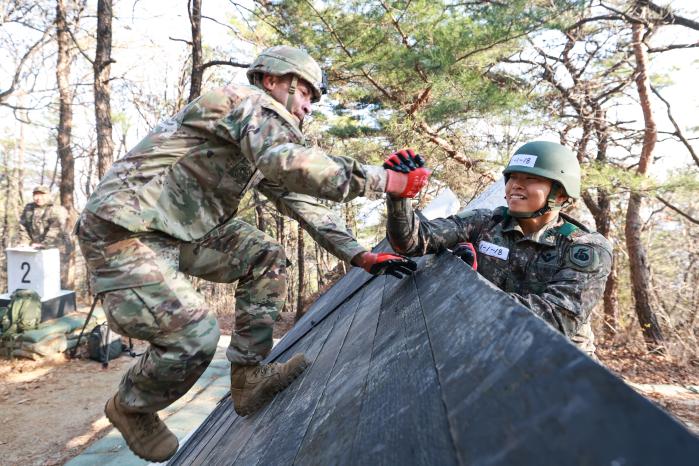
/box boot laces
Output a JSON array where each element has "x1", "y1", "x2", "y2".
[{"x1": 254, "y1": 363, "x2": 277, "y2": 377}]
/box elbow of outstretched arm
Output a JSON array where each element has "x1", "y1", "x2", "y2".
[
  {"x1": 510, "y1": 292, "x2": 584, "y2": 337},
  {"x1": 386, "y1": 233, "x2": 420, "y2": 257}
]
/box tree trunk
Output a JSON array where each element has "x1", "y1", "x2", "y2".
[
  {"x1": 2, "y1": 148, "x2": 12, "y2": 249},
  {"x1": 593, "y1": 111, "x2": 619, "y2": 337},
  {"x1": 94, "y1": 0, "x2": 114, "y2": 179},
  {"x1": 17, "y1": 110, "x2": 25, "y2": 208},
  {"x1": 56, "y1": 0, "x2": 76, "y2": 215},
  {"x1": 625, "y1": 17, "x2": 664, "y2": 351},
  {"x1": 295, "y1": 223, "x2": 305, "y2": 321},
  {"x1": 187, "y1": 0, "x2": 203, "y2": 102},
  {"x1": 603, "y1": 261, "x2": 619, "y2": 336},
  {"x1": 56, "y1": 0, "x2": 78, "y2": 290}
]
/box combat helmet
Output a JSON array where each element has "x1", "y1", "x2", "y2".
[
  {"x1": 247, "y1": 45, "x2": 328, "y2": 113},
  {"x1": 502, "y1": 141, "x2": 580, "y2": 218}
]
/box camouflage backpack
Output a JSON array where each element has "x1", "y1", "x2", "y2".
[{"x1": 0, "y1": 289, "x2": 42, "y2": 336}]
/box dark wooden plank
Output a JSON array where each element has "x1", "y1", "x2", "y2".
[
  {"x1": 203, "y1": 303, "x2": 344, "y2": 466},
  {"x1": 392, "y1": 274, "x2": 458, "y2": 465},
  {"x1": 173, "y1": 299, "x2": 342, "y2": 466},
  {"x1": 416, "y1": 252, "x2": 699, "y2": 465},
  {"x1": 168, "y1": 397, "x2": 237, "y2": 466},
  {"x1": 347, "y1": 270, "x2": 456, "y2": 466},
  {"x1": 265, "y1": 266, "x2": 369, "y2": 363},
  {"x1": 175, "y1": 247, "x2": 699, "y2": 466},
  {"x1": 291, "y1": 283, "x2": 381, "y2": 465},
  {"x1": 267, "y1": 240, "x2": 396, "y2": 363},
  {"x1": 241, "y1": 285, "x2": 368, "y2": 465},
  {"x1": 170, "y1": 267, "x2": 373, "y2": 465}
]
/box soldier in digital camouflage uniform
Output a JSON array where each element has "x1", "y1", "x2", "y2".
[
  {"x1": 18, "y1": 185, "x2": 68, "y2": 249},
  {"x1": 385, "y1": 141, "x2": 612, "y2": 356},
  {"x1": 76, "y1": 45, "x2": 429, "y2": 462}
]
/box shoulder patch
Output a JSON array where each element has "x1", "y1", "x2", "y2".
[
  {"x1": 569, "y1": 244, "x2": 594, "y2": 268},
  {"x1": 557, "y1": 222, "x2": 578, "y2": 238}
]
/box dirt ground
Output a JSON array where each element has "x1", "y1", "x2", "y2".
[
  {"x1": 0, "y1": 312, "x2": 697, "y2": 466},
  {"x1": 0, "y1": 311, "x2": 296, "y2": 466},
  {"x1": 0, "y1": 347, "x2": 145, "y2": 465}
]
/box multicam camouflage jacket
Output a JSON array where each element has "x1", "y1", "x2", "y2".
[
  {"x1": 18, "y1": 202, "x2": 68, "y2": 248},
  {"x1": 84, "y1": 84, "x2": 387, "y2": 263},
  {"x1": 386, "y1": 199, "x2": 613, "y2": 354}
]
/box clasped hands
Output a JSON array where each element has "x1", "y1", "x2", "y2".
[
  {"x1": 383, "y1": 148, "x2": 431, "y2": 199},
  {"x1": 355, "y1": 148, "x2": 432, "y2": 278}
]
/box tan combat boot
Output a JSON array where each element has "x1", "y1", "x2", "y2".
[
  {"x1": 230, "y1": 353, "x2": 308, "y2": 416},
  {"x1": 104, "y1": 394, "x2": 179, "y2": 462}
]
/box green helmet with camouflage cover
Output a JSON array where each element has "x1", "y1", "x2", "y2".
[
  {"x1": 502, "y1": 141, "x2": 581, "y2": 218},
  {"x1": 247, "y1": 46, "x2": 328, "y2": 113}
]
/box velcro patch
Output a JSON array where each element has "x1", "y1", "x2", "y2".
[
  {"x1": 478, "y1": 240, "x2": 509, "y2": 260},
  {"x1": 509, "y1": 154, "x2": 537, "y2": 167},
  {"x1": 569, "y1": 245, "x2": 594, "y2": 268}
]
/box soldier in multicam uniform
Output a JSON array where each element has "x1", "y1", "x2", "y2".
[
  {"x1": 18, "y1": 185, "x2": 68, "y2": 250},
  {"x1": 76, "y1": 45, "x2": 430, "y2": 462},
  {"x1": 385, "y1": 141, "x2": 612, "y2": 356}
]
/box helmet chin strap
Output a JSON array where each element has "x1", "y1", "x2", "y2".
[
  {"x1": 285, "y1": 75, "x2": 298, "y2": 114},
  {"x1": 508, "y1": 183, "x2": 564, "y2": 219},
  {"x1": 253, "y1": 73, "x2": 303, "y2": 128}
]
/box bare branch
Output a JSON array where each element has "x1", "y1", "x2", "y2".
[
  {"x1": 566, "y1": 14, "x2": 625, "y2": 31},
  {"x1": 638, "y1": 0, "x2": 699, "y2": 30},
  {"x1": 200, "y1": 59, "x2": 249, "y2": 71},
  {"x1": 65, "y1": 17, "x2": 94, "y2": 65},
  {"x1": 201, "y1": 14, "x2": 239, "y2": 34},
  {"x1": 0, "y1": 28, "x2": 52, "y2": 103},
  {"x1": 455, "y1": 29, "x2": 530, "y2": 64},
  {"x1": 169, "y1": 36, "x2": 193, "y2": 46},
  {"x1": 656, "y1": 196, "x2": 699, "y2": 224},
  {"x1": 650, "y1": 85, "x2": 699, "y2": 167},
  {"x1": 648, "y1": 42, "x2": 699, "y2": 53}
]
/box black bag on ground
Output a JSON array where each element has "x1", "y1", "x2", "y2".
[{"x1": 87, "y1": 322, "x2": 124, "y2": 364}]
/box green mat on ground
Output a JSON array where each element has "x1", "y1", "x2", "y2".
[{"x1": 16, "y1": 308, "x2": 106, "y2": 343}]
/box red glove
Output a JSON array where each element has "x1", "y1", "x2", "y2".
[
  {"x1": 452, "y1": 242, "x2": 478, "y2": 271},
  {"x1": 385, "y1": 167, "x2": 432, "y2": 198},
  {"x1": 354, "y1": 252, "x2": 417, "y2": 279},
  {"x1": 383, "y1": 148, "x2": 425, "y2": 173}
]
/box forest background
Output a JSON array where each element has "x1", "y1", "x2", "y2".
[{"x1": 1, "y1": 0, "x2": 698, "y2": 374}]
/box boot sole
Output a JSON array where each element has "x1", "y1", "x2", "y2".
[
  {"x1": 235, "y1": 359, "x2": 308, "y2": 417},
  {"x1": 104, "y1": 398, "x2": 179, "y2": 463}
]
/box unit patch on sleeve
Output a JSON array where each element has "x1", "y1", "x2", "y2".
[{"x1": 569, "y1": 244, "x2": 594, "y2": 269}]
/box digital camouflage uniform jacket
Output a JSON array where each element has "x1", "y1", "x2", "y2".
[
  {"x1": 18, "y1": 202, "x2": 68, "y2": 248},
  {"x1": 386, "y1": 199, "x2": 613, "y2": 354},
  {"x1": 83, "y1": 84, "x2": 386, "y2": 292}
]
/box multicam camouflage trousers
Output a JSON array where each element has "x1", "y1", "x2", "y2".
[{"x1": 76, "y1": 211, "x2": 287, "y2": 413}]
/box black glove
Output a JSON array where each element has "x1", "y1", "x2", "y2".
[
  {"x1": 383, "y1": 148, "x2": 425, "y2": 173},
  {"x1": 355, "y1": 252, "x2": 418, "y2": 279},
  {"x1": 452, "y1": 242, "x2": 478, "y2": 270}
]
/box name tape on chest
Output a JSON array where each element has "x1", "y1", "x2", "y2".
[
  {"x1": 509, "y1": 154, "x2": 538, "y2": 168},
  {"x1": 478, "y1": 240, "x2": 509, "y2": 260}
]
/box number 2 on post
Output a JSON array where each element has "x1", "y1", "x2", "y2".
[{"x1": 21, "y1": 262, "x2": 31, "y2": 283}]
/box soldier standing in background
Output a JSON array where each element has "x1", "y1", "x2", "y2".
[
  {"x1": 76, "y1": 45, "x2": 430, "y2": 462},
  {"x1": 18, "y1": 185, "x2": 68, "y2": 250},
  {"x1": 385, "y1": 141, "x2": 612, "y2": 356},
  {"x1": 17, "y1": 185, "x2": 70, "y2": 287}
]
